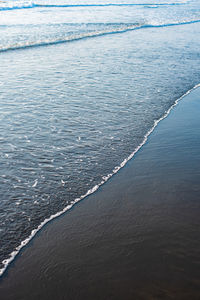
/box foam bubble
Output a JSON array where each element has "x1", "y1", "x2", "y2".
[{"x1": 32, "y1": 179, "x2": 38, "y2": 188}]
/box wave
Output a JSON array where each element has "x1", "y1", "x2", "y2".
[
  {"x1": 0, "y1": 24, "x2": 138, "y2": 52},
  {"x1": 0, "y1": 1, "x2": 187, "y2": 11},
  {"x1": 1, "y1": 19, "x2": 200, "y2": 53},
  {"x1": 0, "y1": 3, "x2": 36, "y2": 11},
  {"x1": 37, "y1": 2, "x2": 186, "y2": 8},
  {"x1": 1, "y1": 82, "x2": 200, "y2": 278}
]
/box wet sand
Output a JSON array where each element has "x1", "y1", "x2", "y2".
[{"x1": 1, "y1": 87, "x2": 200, "y2": 300}]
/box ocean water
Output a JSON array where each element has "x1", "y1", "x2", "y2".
[{"x1": 0, "y1": 0, "x2": 200, "y2": 276}]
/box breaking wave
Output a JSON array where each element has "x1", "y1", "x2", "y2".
[{"x1": 1, "y1": 19, "x2": 200, "y2": 53}]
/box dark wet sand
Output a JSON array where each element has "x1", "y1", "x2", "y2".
[{"x1": 1, "y1": 87, "x2": 200, "y2": 300}]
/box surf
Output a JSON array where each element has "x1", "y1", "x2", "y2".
[
  {"x1": 1, "y1": 20, "x2": 200, "y2": 53},
  {"x1": 0, "y1": 1, "x2": 187, "y2": 11},
  {"x1": 1, "y1": 82, "x2": 200, "y2": 278}
]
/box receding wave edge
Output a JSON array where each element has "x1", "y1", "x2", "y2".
[{"x1": 1, "y1": 82, "x2": 200, "y2": 278}]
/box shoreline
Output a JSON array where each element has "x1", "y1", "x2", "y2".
[
  {"x1": 1, "y1": 86, "x2": 200, "y2": 299},
  {"x1": 1, "y1": 84, "x2": 199, "y2": 279}
]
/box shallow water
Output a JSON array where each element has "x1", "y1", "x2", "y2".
[
  {"x1": 0, "y1": 0, "x2": 200, "y2": 275},
  {"x1": 1, "y1": 87, "x2": 200, "y2": 300}
]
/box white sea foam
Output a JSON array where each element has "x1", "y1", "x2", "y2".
[
  {"x1": 0, "y1": 83, "x2": 200, "y2": 278},
  {"x1": 1, "y1": 20, "x2": 200, "y2": 53},
  {"x1": 0, "y1": 25, "x2": 139, "y2": 52},
  {"x1": 32, "y1": 179, "x2": 38, "y2": 187},
  {"x1": 0, "y1": 1, "x2": 188, "y2": 11}
]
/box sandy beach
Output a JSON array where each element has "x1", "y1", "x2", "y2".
[{"x1": 1, "y1": 86, "x2": 200, "y2": 299}]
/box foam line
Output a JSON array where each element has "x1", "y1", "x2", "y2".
[
  {"x1": 146, "y1": 19, "x2": 200, "y2": 28},
  {"x1": 0, "y1": 24, "x2": 140, "y2": 52},
  {"x1": 37, "y1": 3, "x2": 186, "y2": 8},
  {"x1": 0, "y1": 2, "x2": 187, "y2": 11},
  {"x1": 1, "y1": 19, "x2": 200, "y2": 53},
  {"x1": 1, "y1": 82, "x2": 200, "y2": 278},
  {"x1": 0, "y1": 4, "x2": 36, "y2": 11}
]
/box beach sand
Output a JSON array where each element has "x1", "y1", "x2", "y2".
[{"x1": 1, "y1": 87, "x2": 200, "y2": 299}]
